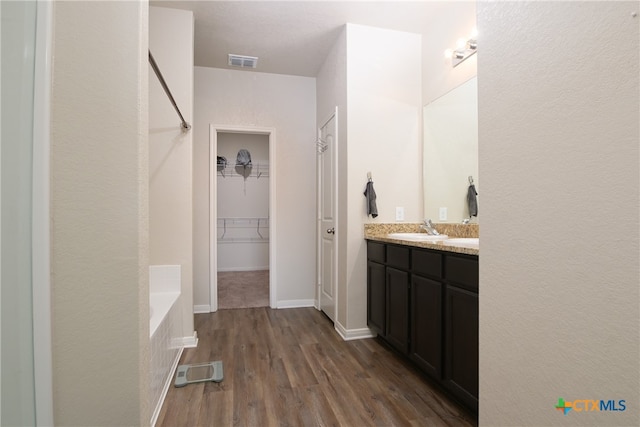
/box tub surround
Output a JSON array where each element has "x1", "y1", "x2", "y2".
[
  {"x1": 364, "y1": 223, "x2": 479, "y2": 255},
  {"x1": 149, "y1": 265, "x2": 181, "y2": 337},
  {"x1": 149, "y1": 265, "x2": 184, "y2": 426}
]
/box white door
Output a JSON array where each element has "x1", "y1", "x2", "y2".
[{"x1": 318, "y1": 109, "x2": 337, "y2": 322}]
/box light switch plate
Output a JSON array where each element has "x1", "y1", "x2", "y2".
[
  {"x1": 395, "y1": 207, "x2": 405, "y2": 221},
  {"x1": 439, "y1": 207, "x2": 447, "y2": 221}
]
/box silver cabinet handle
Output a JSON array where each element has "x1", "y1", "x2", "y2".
[{"x1": 326, "y1": 228, "x2": 335, "y2": 234}]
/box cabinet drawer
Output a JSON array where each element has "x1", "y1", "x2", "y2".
[
  {"x1": 412, "y1": 249, "x2": 442, "y2": 278},
  {"x1": 367, "y1": 241, "x2": 385, "y2": 263},
  {"x1": 387, "y1": 245, "x2": 410, "y2": 270},
  {"x1": 445, "y1": 255, "x2": 478, "y2": 291}
]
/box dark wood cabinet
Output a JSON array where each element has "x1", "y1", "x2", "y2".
[
  {"x1": 366, "y1": 241, "x2": 410, "y2": 353},
  {"x1": 367, "y1": 260, "x2": 386, "y2": 336},
  {"x1": 386, "y1": 267, "x2": 410, "y2": 354},
  {"x1": 410, "y1": 275, "x2": 442, "y2": 378},
  {"x1": 444, "y1": 285, "x2": 478, "y2": 411},
  {"x1": 366, "y1": 240, "x2": 478, "y2": 413}
]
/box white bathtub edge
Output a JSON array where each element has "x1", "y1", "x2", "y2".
[{"x1": 150, "y1": 292, "x2": 180, "y2": 338}]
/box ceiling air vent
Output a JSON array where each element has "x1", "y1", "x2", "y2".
[{"x1": 228, "y1": 54, "x2": 258, "y2": 69}]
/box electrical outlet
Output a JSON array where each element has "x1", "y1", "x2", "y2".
[
  {"x1": 439, "y1": 207, "x2": 448, "y2": 221},
  {"x1": 395, "y1": 207, "x2": 405, "y2": 221}
]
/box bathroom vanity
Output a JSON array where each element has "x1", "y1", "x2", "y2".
[{"x1": 366, "y1": 231, "x2": 478, "y2": 412}]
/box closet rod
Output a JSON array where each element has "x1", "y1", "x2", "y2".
[{"x1": 148, "y1": 50, "x2": 191, "y2": 131}]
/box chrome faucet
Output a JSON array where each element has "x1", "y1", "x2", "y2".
[{"x1": 420, "y1": 219, "x2": 440, "y2": 235}]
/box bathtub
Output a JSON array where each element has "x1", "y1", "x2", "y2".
[
  {"x1": 149, "y1": 265, "x2": 183, "y2": 426},
  {"x1": 150, "y1": 291, "x2": 180, "y2": 338}
]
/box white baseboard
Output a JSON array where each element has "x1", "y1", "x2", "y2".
[
  {"x1": 276, "y1": 299, "x2": 316, "y2": 309},
  {"x1": 151, "y1": 345, "x2": 184, "y2": 427},
  {"x1": 182, "y1": 331, "x2": 198, "y2": 348},
  {"x1": 334, "y1": 321, "x2": 376, "y2": 341},
  {"x1": 193, "y1": 304, "x2": 211, "y2": 314}
]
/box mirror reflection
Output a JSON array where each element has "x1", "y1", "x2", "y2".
[{"x1": 423, "y1": 77, "x2": 478, "y2": 223}]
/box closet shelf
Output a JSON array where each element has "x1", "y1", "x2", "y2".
[
  {"x1": 217, "y1": 162, "x2": 269, "y2": 179},
  {"x1": 217, "y1": 217, "x2": 269, "y2": 241},
  {"x1": 218, "y1": 237, "x2": 269, "y2": 244}
]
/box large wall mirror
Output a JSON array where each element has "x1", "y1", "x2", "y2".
[{"x1": 423, "y1": 76, "x2": 478, "y2": 223}]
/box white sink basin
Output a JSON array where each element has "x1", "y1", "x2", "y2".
[
  {"x1": 444, "y1": 237, "x2": 479, "y2": 249},
  {"x1": 387, "y1": 233, "x2": 449, "y2": 242}
]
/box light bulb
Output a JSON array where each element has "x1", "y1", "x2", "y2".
[
  {"x1": 470, "y1": 27, "x2": 478, "y2": 39},
  {"x1": 456, "y1": 38, "x2": 467, "y2": 49},
  {"x1": 444, "y1": 49, "x2": 453, "y2": 59}
]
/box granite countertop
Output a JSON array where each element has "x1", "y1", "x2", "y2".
[{"x1": 364, "y1": 223, "x2": 479, "y2": 256}]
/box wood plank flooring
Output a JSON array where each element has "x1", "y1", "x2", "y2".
[{"x1": 157, "y1": 307, "x2": 477, "y2": 427}]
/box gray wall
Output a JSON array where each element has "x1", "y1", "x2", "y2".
[
  {"x1": 478, "y1": 2, "x2": 639, "y2": 425},
  {"x1": 50, "y1": 1, "x2": 149, "y2": 424}
]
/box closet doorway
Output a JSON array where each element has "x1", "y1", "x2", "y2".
[{"x1": 209, "y1": 126, "x2": 276, "y2": 311}]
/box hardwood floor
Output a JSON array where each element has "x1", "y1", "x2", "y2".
[{"x1": 157, "y1": 307, "x2": 477, "y2": 427}]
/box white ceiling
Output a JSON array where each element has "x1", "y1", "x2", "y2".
[{"x1": 150, "y1": 1, "x2": 447, "y2": 77}]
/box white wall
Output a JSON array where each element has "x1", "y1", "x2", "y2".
[
  {"x1": 50, "y1": 1, "x2": 149, "y2": 425},
  {"x1": 149, "y1": 6, "x2": 194, "y2": 340},
  {"x1": 193, "y1": 67, "x2": 316, "y2": 308},
  {"x1": 478, "y1": 2, "x2": 639, "y2": 425}
]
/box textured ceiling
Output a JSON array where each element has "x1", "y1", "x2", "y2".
[{"x1": 150, "y1": 1, "x2": 446, "y2": 77}]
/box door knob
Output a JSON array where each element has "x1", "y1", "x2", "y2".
[{"x1": 326, "y1": 228, "x2": 335, "y2": 234}]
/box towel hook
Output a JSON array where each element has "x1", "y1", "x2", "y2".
[
  {"x1": 315, "y1": 137, "x2": 328, "y2": 154},
  {"x1": 468, "y1": 175, "x2": 474, "y2": 185},
  {"x1": 367, "y1": 172, "x2": 372, "y2": 182}
]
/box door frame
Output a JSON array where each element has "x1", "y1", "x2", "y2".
[
  {"x1": 33, "y1": 1, "x2": 54, "y2": 424},
  {"x1": 316, "y1": 107, "x2": 339, "y2": 319},
  {"x1": 209, "y1": 124, "x2": 276, "y2": 311}
]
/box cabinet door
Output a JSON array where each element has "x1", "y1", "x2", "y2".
[
  {"x1": 386, "y1": 267, "x2": 410, "y2": 354},
  {"x1": 444, "y1": 285, "x2": 478, "y2": 411},
  {"x1": 410, "y1": 275, "x2": 442, "y2": 379},
  {"x1": 367, "y1": 261, "x2": 386, "y2": 336}
]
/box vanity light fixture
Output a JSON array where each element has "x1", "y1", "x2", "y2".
[{"x1": 444, "y1": 29, "x2": 478, "y2": 67}]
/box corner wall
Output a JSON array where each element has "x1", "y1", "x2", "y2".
[
  {"x1": 316, "y1": 24, "x2": 422, "y2": 334},
  {"x1": 50, "y1": 1, "x2": 149, "y2": 424},
  {"x1": 478, "y1": 2, "x2": 639, "y2": 425},
  {"x1": 316, "y1": 26, "x2": 348, "y2": 328},
  {"x1": 149, "y1": 6, "x2": 194, "y2": 340},
  {"x1": 344, "y1": 24, "x2": 422, "y2": 332}
]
